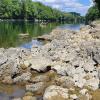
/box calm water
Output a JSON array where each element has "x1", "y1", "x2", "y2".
[{"x1": 0, "y1": 21, "x2": 83, "y2": 49}]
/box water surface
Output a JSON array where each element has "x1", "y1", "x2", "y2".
[{"x1": 0, "y1": 21, "x2": 83, "y2": 49}]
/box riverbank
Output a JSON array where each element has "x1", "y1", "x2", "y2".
[{"x1": 0, "y1": 21, "x2": 100, "y2": 100}]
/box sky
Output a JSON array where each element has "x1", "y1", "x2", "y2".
[{"x1": 32, "y1": 0, "x2": 93, "y2": 15}]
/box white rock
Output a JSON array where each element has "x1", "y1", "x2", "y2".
[
  {"x1": 85, "y1": 78, "x2": 99, "y2": 90},
  {"x1": 83, "y1": 59, "x2": 96, "y2": 72},
  {"x1": 80, "y1": 89, "x2": 88, "y2": 95},
  {"x1": 70, "y1": 94, "x2": 78, "y2": 99},
  {"x1": 73, "y1": 74, "x2": 86, "y2": 88},
  {"x1": 13, "y1": 72, "x2": 31, "y2": 83},
  {"x1": 29, "y1": 57, "x2": 52, "y2": 72},
  {"x1": 43, "y1": 85, "x2": 68, "y2": 100},
  {"x1": 66, "y1": 66, "x2": 76, "y2": 77},
  {"x1": 52, "y1": 65, "x2": 67, "y2": 75},
  {"x1": 23, "y1": 60, "x2": 31, "y2": 68},
  {"x1": 0, "y1": 54, "x2": 8, "y2": 65}
]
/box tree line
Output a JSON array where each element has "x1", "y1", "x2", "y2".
[
  {"x1": 0, "y1": 0, "x2": 84, "y2": 23},
  {"x1": 85, "y1": 0, "x2": 100, "y2": 22}
]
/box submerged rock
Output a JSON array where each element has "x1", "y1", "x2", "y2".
[{"x1": 26, "y1": 82, "x2": 46, "y2": 94}]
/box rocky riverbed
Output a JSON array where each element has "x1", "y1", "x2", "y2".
[{"x1": 0, "y1": 21, "x2": 100, "y2": 100}]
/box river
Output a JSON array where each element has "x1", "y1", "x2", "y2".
[{"x1": 0, "y1": 21, "x2": 84, "y2": 49}]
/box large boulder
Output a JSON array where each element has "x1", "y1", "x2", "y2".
[
  {"x1": 43, "y1": 85, "x2": 69, "y2": 100},
  {"x1": 29, "y1": 57, "x2": 52, "y2": 72}
]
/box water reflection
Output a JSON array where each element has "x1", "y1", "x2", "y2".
[
  {"x1": 0, "y1": 21, "x2": 82, "y2": 48},
  {"x1": 0, "y1": 21, "x2": 59, "y2": 48}
]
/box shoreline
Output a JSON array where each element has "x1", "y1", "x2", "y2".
[{"x1": 0, "y1": 21, "x2": 100, "y2": 99}]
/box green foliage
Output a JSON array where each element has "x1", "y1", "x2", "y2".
[
  {"x1": 86, "y1": 5, "x2": 100, "y2": 21},
  {"x1": 0, "y1": 0, "x2": 83, "y2": 22},
  {"x1": 94, "y1": 0, "x2": 100, "y2": 11}
]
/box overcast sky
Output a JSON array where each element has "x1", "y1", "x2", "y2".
[{"x1": 32, "y1": 0, "x2": 93, "y2": 15}]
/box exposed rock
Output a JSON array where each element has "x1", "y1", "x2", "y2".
[
  {"x1": 29, "y1": 57, "x2": 52, "y2": 72},
  {"x1": 43, "y1": 85, "x2": 68, "y2": 100},
  {"x1": 98, "y1": 68, "x2": 100, "y2": 80},
  {"x1": 2, "y1": 76, "x2": 13, "y2": 84},
  {"x1": 0, "y1": 54, "x2": 7, "y2": 65},
  {"x1": 54, "y1": 76, "x2": 75, "y2": 88},
  {"x1": 12, "y1": 98, "x2": 22, "y2": 100},
  {"x1": 85, "y1": 78, "x2": 99, "y2": 90},
  {"x1": 83, "y1": 59, "x2": 96, "y2": 72},
  {"x1": 70, "y1": 94, "x2": 78, "y2": 100},
  {"x1": 21, "y1": 60, "x2": 31, "y2": 69},
  {"x1": 80, "y1": 89, "x2": 88, "y2": 95},
  {"x1": 73, "y1": 74, "x2": 86, "y2": 88},
  {"x1": 31, "y1": 75, "x2": 50, "y2": 83},
  {"x1": 93, "y1": 53, "x2": 100, "y2": 64},
  {"x1": 13, "y1": 72, "x2": 31, "y2": 83},
  {"x1": 51, "y1": 65, "x2": 67, "y2": 76},
  {"x1": 78, "y1": 94, "x2": 91, "y2": 100},
  {"x1": 22, "y1": 96, "x2": 36, "y2": 100}
]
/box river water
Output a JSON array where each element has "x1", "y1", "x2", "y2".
[{"x1": 0, "y1": 21, "x2": 84, "y2": 49}]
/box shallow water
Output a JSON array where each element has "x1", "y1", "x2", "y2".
[
  {"x1": 0, "y1": 21, "x2": 83, "y2": 49},
  {"x1": 0, "y1": 84, "x2": 25, "y2": 100}
]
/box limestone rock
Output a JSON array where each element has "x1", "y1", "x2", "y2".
[
  {"x1": 70, "y1": 94, "x2": 78, "y2": 100},
  {"x1": 2, "y1": 76, "x2": 13, "y2": 84},
  {"x1": 43, "y1": 85, "x2": 68, "y2": 100},
  {"x1": 22, "y1": 96, "x2": 36, "y2": 100},
  {"x1": 31, "y1": 75, "x2": 50, "y2": 83},
  {"x1": 85, "y1": 78, "x2": 99, "y2": 90},
  {"x1": 29, "y1": 57, "x2": 52, "y2": 72},
  {"x1": 13, "y1": 72, "x2": 31, "y2": 83},
  {"x1": 26, "y1": 82, "x2": 46, "y2": 94},
  {"x1": 54, "y1": 76, "x2": 75, "y2": 88},
  {"x1": 0, "y1": 54, "x2": 7, "y2": 65},
  {"x1": 80, "y1": 89, "x2": 88, "y2": 95}
]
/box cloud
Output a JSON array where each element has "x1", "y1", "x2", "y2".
[{"x1": 32, "y1": 0, "x2": 93, "y2": 15}]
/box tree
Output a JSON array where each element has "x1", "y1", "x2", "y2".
[
  {"x1": 94, "y1": 0, "x2": 100, "y2": 11},
  {"x1": 0, "y1": 0, "x2": 13, "y2": 19},
  {"x1": 0, "y1": 0, "x2": 84, "y2": 22},
  {"x1": 86, "y1": 5, "x2": 100, "y2": 21}
]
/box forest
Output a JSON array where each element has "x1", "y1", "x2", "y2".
[
  {"x1": 0, "y1": 0, "x2": 84, "y2": 22},
  {"x1": 85, "y1": 0, "x2": 100, "y2": 22}
]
